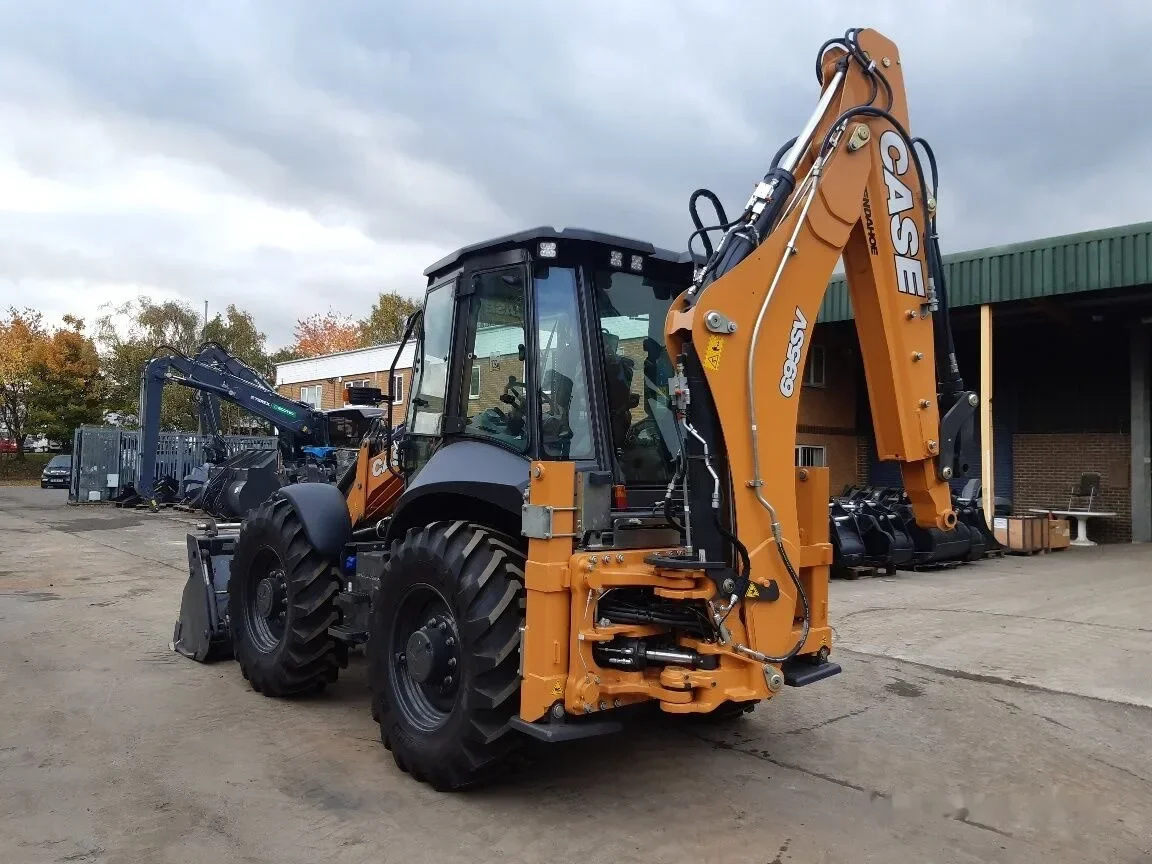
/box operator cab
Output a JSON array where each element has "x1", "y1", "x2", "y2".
[{"x1": 397, "y1": 227, "x2": 699, "y2": 535}]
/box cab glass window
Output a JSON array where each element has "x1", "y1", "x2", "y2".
[
  {"x1": 408, "y1": 281, "x2": 454, "y2": 435},
  {"x1": 534, "y1": 265, "x2": 593, "y2": 460},
  {"x1": 462, "y1": 268, "x2": 529, "y2": 453},
  {"x1": 590, "y1": 269, "x2": 681, "y2": 485}
]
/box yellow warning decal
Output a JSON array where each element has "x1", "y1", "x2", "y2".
[
  {"x1": 704, "y1": 335, "x2": 724, "y2": 371},
  {"x1": 550, "y1": 680, "x2": 564, "y2": 699},
  {"x1": 745, "y1": 582, "x2": 760, "y2": 599}
]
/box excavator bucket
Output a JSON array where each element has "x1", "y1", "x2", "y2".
[
  {"x1": 171, "y1": 530, "x2": 237, "y2": 662},
  {"x1": 953, "y1": 498, "x2": 1001, "y2": 557}
]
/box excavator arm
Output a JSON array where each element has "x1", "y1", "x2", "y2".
[
  {"x1": 665, "y1": 27, "x2": 977, "y2": 662},
  {"x1": 135, "y1": 346, "x2": 328, "y2": 498}
]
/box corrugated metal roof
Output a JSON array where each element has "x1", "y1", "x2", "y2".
[{"x1": 819, "y1": 221, "x2": 1152, "y2": 323}]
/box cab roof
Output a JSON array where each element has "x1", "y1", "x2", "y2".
[{"x1": 423, "y1": 226, "x2": 700, "y2": 280}]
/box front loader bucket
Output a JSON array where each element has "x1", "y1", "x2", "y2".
[{"x1": 171, "y1": 532, "x2": 236, "y2": 662}]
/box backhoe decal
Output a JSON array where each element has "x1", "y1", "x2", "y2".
[
  {"x1": 779, "y1": 306, "x2": 809, "y2": 397},
  {"x1": 880, "y1": 129, "x2": 926, "y2": 298}
]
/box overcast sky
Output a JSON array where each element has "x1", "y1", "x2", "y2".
[{"x1": 0, "y1": 1, "x2": 1146, "y2": 349}]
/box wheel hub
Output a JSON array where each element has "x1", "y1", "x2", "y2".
[
  {"x1": 254, "y1": 574, "x2": 284, "y2": 619},
  {"x1": 405, "y1": 617, "x2": 454, "y2": 684}
]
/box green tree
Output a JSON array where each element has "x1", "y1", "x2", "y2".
[
  {"x1": 358, "y1": 290, "x2": 421, "y2": 346},
  {"x1": 269, "y1": 345, "x2": 302, "y2": 365},
  {"x1": 28, "y1": 315, "x2": 105, "y2": 449},
  {"x1": 201, "y1": 305, "x2": 273, "y2": 381},
  {"x1": 95, "y1": 297, "x2": 274, "y2": 433},
  {"x1": 96, "y1": 298, "x2": 201, "y2": 430},
  {"x1": 200, "y1": 305, "x2": 275, "y2": 434}
]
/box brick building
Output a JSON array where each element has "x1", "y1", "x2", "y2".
[
  {"x1": 275, "y1": 342, "x2": 416, "y2": 417},
  {"x1": 275, "y1": 220, "x2": 1152, "y2": 543}
]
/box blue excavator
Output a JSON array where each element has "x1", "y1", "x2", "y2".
[{"x1": 131, "y1": 341, "x2": 384, "y2": 518}]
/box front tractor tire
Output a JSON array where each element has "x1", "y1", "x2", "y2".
[
  {"x1": 368, "y1": 520, "x2": 526, "y2": 792},
  {"x1": 228, "y1": 496, "x2": 346, "y2": 696}
]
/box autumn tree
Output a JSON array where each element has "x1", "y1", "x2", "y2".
[
  {"x1": 291, "y1": 309, "x2": 361, "y2": 358},
  {"x1": 358, "y1": 290, "x2": 420, "y2": 346},
  {"x1": 28, "y1": 315, "x2": 105, "y2": 448},
  {"x1": 0, "y1": 307, "x2": 47, "y2": 459}
]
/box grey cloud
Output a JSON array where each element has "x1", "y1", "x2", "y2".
[{"x1": 0, "y1": 1, "x2": 1149, "y2": 345}]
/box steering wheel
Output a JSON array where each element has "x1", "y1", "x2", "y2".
[{"x1": 499, "y1": 376, "x2": 528, "y2": 414}]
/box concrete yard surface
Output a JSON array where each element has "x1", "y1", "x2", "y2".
[
  {"x1": 1, "y1": 486, "x2": 1150, "y2": 864},
  {"x1": 833, "y1": 543, "x2": 1152, "y2": 709}
]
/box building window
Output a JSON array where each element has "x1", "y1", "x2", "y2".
[
  {"x1": 392, "y1": 373, "x2": 404, "y2": 404},
  {"x1": 795, "y1": 445, "x2": 826, "y2": 467},
  {"x1": 803, "y1": 345, "x2": 825, "y2": 388},
  {"x1": 469, "y1": 364, "x2": 480, "y2": 400},
  {"x1": 299, "y1": 385, "x2": 323, "y2": 409}
]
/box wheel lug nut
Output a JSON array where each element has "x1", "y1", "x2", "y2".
[
  {"x1": 448, "y1": 657, "x2": 457, "y2": 668},
  {"x1": 397, "y1": 653, "x2": 405, "y2": 664},
  {"x1": 443, "y1": 676, "x2": 453, "y2": 687},
  {"x1": 445, "y1": 637, "x2": 454, "y2": 647},
  {"x1": 427, "y1": 619, "x2": 436, "y2": 628},
  {"x1": 438, "y1": 622, "x2": 447, "y2": 631}
]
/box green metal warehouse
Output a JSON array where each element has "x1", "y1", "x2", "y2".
[{"x1": 799, "y1": 220, "x2": 1152, "y2": 544}]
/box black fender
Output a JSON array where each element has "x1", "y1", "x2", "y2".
[
  {"x1": 387, "y1": 440, "x2": 529, "y2": 545},
  {"x1": 275, "y1": 482, "x2": 352, "y2": 559}
]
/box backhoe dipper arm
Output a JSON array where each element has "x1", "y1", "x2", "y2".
[
  {"x1": 665, "y1": 28, "x2": 976, "y2": 660},
  {"x1": 135, "y1": 351, "x2": 327, "y2": 498}
]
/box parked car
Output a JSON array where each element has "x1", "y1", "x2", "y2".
[
  {"x1": 40, "y1": 453, "x2": 72, "y2": 489},
  {"x1": 0, "y1": 438, "x2": 17, "y2": 454}
]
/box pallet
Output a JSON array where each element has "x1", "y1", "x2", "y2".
[
  {"x1": 983, "y1": 547, "x2": 1006, "y2": 559},
  {"x1": 836, "y1": 565, "x2": 876, "y2": 580},
  {"x1": 899, "y1": 559, "x2": 961, "y2": 572}
]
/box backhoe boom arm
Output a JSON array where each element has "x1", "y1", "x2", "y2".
[{"x1": 666, "y1": 27, "x2": 977, "y2": 661}]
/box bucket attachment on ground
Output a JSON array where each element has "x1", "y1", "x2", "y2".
[
  {"x1": 857, "y1": 501, "x2": 915, "y2": 569},
  {"x1": 953, "y1": 496, "x2": 1001, "y2": 556},
  {"x1": 829, "y1": 502, "x2": 869, "y2": 571},
  {"x1": 171, "y1": 531, "x2": 236, "y2": 662}
]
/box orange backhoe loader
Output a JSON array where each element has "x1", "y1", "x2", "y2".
[{"x1": 172, "y1": 26, "x2": 976, "y2": 791}]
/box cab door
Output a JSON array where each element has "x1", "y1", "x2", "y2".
[{"x1": 447, "y1": 258, "x2": 534, "y2": 457}]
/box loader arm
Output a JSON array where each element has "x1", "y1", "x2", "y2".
[{"x1": 665, "y1": 27, "x2": 977, "y2": 660}]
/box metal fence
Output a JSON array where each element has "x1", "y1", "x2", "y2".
[{"x1": 69, "y1": 426, "x2": 278, "y2": 503}]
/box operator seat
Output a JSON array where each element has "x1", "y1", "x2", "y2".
[{"x1": 601, "y1": 330, "x2": 638, "y2": 444}]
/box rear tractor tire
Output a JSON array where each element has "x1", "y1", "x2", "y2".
[
  {"x1": 228, "y1": 496, "x2": 346, "y2": 696},
  {"x1": 368, "y1": 520, "x2": 526, "y2": 792}
]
